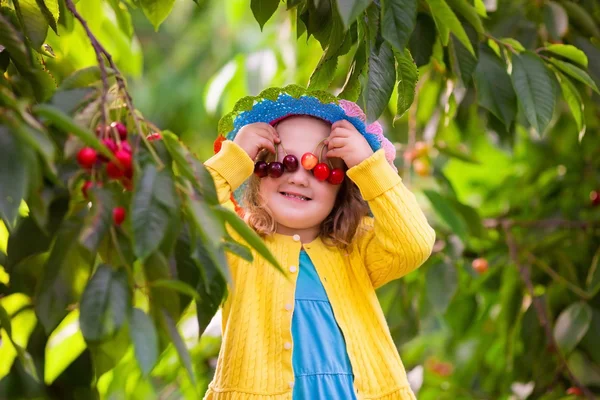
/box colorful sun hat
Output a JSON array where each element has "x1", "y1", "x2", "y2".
[{"x1": 213, "y1": 85, "x2": 397, "y2": 213}]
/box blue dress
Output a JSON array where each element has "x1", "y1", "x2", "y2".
[{"x1": 291, "y1": 250, "x2": 358, "y2": 399}]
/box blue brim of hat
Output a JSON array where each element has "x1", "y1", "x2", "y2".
[{"x1": 227, "y1": 94, "x2": 382, "y2": 153}]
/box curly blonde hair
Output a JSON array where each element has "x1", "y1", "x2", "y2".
[{"x1": 242, "y1": 149, "x2": 370, "y2": 248}]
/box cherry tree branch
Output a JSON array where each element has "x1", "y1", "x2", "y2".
[
  {"x1": 64, "y1": 0, "x2": 163, "y2": 169},
  {"x1": 503, "y1": 223, "x2": 596, "y2": 400}
]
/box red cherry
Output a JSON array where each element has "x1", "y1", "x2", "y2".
[
  {"x1": 254, "y1": 161, "x2": 268, "y2": 178},
  {"x1": 566, "y1": 387, "x2": 583, "y2": 396},
  {"x1": 591, "y1": 190, "x2": 600, "y2": 207},
  {"x1": 124, "y1": 167, "x2": 133, "y2": 180},
  {"x1": 111, "y1": 122, "x2": 127, "y2": 140},
  {"x1": 301, "y1": 153, "x2": 318, "y2": 170},
  {"x1": 147, "y1": 133, "x2": 162, "y2": 141},
  {"x1": 327, "y1": 168, "x2": 345, "y2": 185},
  {"x1": 120, "y1": 141, "x2": 132, "y2": 153},
  {"x1": 112, "y1": 207, "x2": 126, "y2": 225},
  {"x1": 283, "y1": 154, "x2": 299, "y2": 172},
  {"x1": 106, "y1": 161, "x2": 124, "y2": 179},
  {"x1": 313, "y1": 163, "x2": 330, "y2": 181},
  {"x1": 98, "y1": 138, "x2": 117, "y2": 162},
  {"x1": 268, "y1": 162, "x2": 284, "y2": 178},
  {"x1": 77, "y1": 147, "x2": 97, "y2": 169},
  {"x1": 114, "y1": 150, "x2": 132, "y2": 170},
  {"x1": 82, "y1": 181, "x2": 93, "y2": 198}
]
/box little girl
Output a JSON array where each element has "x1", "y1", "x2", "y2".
[{"x1": 203, "y1": 89, "x2": 435, "y2": 400}]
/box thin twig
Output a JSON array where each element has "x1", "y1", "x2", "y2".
[
  {"x1": 484, "y1": 218, "x2": 593, "y2": 230},
  {"x1": 527, "y1": 252, "x2": 591, "y2": 300},
  {"x1": 64, "y1": 0, "x2": 164, "y2": 169},
  {"x1": 504, "y1": 224, "x2": 596, "y2": 400}
]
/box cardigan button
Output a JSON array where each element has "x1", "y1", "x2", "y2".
[
  {"x1": 284, "y1": 342, "x2": 292, "y2": 350},
  {"x1": 285, "y1": 303, "x2": 292, "y2": 311},
  {"x1": 292, "y1": 234, "x2": 300, "y2": 242},
  {"x1": 288, "y1": 381, "x2": 295, "y2": 388},
  {"x1": 289, "y1": 266, "x2": 297, "y2": 273}
]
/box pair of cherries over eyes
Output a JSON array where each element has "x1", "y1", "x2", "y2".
[{"x1": 253, "y1": 152, "x2": 345, "y2": 185}]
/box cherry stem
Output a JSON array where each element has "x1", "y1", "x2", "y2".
[
  {"x1": 318, "y1": 142, "x2": 327, "y2": 164},
  {"x1": 312, "y1": 138, "x2": 328, "y2": 155},
  {"x1": 279, "y1": 140, "x2": 288, "y2": 156}
]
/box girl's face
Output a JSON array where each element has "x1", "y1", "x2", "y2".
[{"x1": 259, "y1": 116, "x2": 344, "y2": 240}]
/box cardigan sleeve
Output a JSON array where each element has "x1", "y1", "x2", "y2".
[
  {"x1": 204, "y1": 140, "x2": 254, "y2": 210},
  {"x1": 347, "y1": 149, "x2": 436, "y2": 289}
]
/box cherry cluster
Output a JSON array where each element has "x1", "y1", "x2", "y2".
[
  {"x1": 253, "y1": 141, "x2": 345, "y2": 185},
  {"x1": 76, "y1": 122, "x2": 161, "y2": 225}
]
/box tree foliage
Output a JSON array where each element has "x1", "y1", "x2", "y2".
[{"x1": 0, "y1": 0, "x2": 599, "y2": 399}]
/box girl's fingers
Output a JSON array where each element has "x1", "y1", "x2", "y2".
[
  {"x1": 330, "y1": 126, "x2": 351, "y2": 138},
  {"x1": 326, "y1": 148, "x2": 343, "y2": 159},
  {"x1": 331, "y1": 119, "x2": 353, "y2": 130},
  {"x1": 258, "y1": 137, "x2": 276, "y2": 154},
  {"x1": 327, "y1": 137, "x2": 347, "y2": 150}
]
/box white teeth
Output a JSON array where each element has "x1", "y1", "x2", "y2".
[{"x1": 282, "y1": 192, "x2": 309, "y2": 201}]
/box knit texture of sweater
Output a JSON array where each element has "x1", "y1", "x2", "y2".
[{"x1": 203, "y1": 140, "x2": 436, "y2": 400}]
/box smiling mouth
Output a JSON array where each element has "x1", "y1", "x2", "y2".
[{"x1": 280, "y1": 192, "x2": 312, "y2": 201}]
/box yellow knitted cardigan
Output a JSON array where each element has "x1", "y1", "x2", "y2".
[{"x1": 203, "y1": 141, "x2": 436, "y2": 400}]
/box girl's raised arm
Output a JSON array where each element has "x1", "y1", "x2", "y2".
[{"x1": 349, "y1": 149, "x2": 436, "y2": 289}]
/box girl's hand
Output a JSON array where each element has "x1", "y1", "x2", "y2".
[
  {"x1": 234, "y1": 122, "x2": 280, "y2": 160},
  {"x1": 325, "y1": 120, "x2": 374, "y2": 168}
]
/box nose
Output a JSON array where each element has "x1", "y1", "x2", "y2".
[{"x1": 286, "y1": 166, "x2": 310, "y2": 187}]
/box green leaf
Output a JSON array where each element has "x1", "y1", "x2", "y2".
[
  {"x1": 132, "y1": 164, "x2": 178, "y2": 259},
  {"x1": 426, "y1": 258, "x2": 458, "y2": 313},
  {"x1": 161, "y1": 309, "x2": 195, "y2": 384},
  {"x1": 448, "y1": 32, "x2": 477, "y2": 85},
  {"x1": 586, "y1": 247, "x2": 600, "y2": 297},
  {"x1": 554, "y1": 302, "x2": 592, "y2": 355},
  {"x1": 553, "y1": 70, "x2": 585, "y2": 138},
  {"x1": 107, "y1": 0, "x2": 133, "y2": 39},
  {"x1": 308, "y1": 55, "x2": 338, "y2": 91},
  {"x1": 561, "y1": 1, "x2": 600, "y2": 39},
  {"x1": 423, "y1": 190, "x2": 469, "y2": 243},
  {"x1": 251, "y1": 0, "x2": 279, "y2": 30},
  {"x1": 13, "y1": 0, "x2": 48, "y2": 48},
  {"x1": 78, "y1": 188, "x2": 116, "y2": 254},
  {"x1": 151, "y1": 279, "x2": 201, "y2": 302},
  {"x1": 144, "y1": 252, "x2": 181, "y2": 321},
  {"x1": 59, "y1": 66, "x2": 116, "y2": 90},
  {"x1": 580, "y1": 309, "x2": 600, "y2": 365},
  {"x1": 335, "y1": 0, "x2": 370, "y2": 27},
  {"x1": 139, "y1": 0, "x2": 175, "y2": 31},
  {"x1": 381, "y1": 0, "x2": 417, "y2": 53},
  {"x1": 33, "y1": 104, "x2": 113, "y2": 159},
  {"x1": 473, "y1": 0, "x2": 486, "y2": 17},
  {"x1": 0, "y1": 303, "x2": 11, "y2": 337},
  {"x1": 511, "y1": 52, "x2": 556, "y2": 135},
  {"x1": 89, "y1": 322, "x2": 130, "y2": 377},
  {"x1": 365, "y1": 41, "x2": 395, "y2": 122},
  {"x1": 544, "y1": 44, "x2": 588, "y2": 68},
  {"x1": 0, "y1": 127, "x2": 29, "y2": 228},
  {"x1": 0, "y1": 13, "x2": 32, "y2": 70},
  {"x1": 567, "y1": 351, "x2": 600, "y2": 386},
  {"x1": 36, "y1": 0, "x2": 59, "y2": 33},
  {"x1": 474, "y1": 48, "x2": 516, "y2": 130},
  {"x1": 214, "y1": 205, "x2": 283, "y2": 274},
  {"x1": 339, "y1": 39, "x2": 367, "y2": 101},
  {"x1": 130, "y1": 308, "x2": 159, "y2": 376},
  {"x1": 79, "y1": 265, "x2": 131, "y2": 342},
  {"x1": 223, "y1": 239, "x2": 253, "y2": 262},
  {"x1": 44, "y1": 310, "x2": 86, "y2": 384},
  {"x1": 546, "y1": 57, "x2": 599, "y2": 93},
  {"x1": 445, "y1": 0, "x2": 483, "y2": 33},
  {"x1": 394, "y1": 48, "x2": 418, "y2": 120},
  {"x1": 425, "y1": 0, "x2": 474, "y2": 55}
]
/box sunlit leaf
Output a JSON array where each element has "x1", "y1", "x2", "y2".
[
  {"x1": 425, "y1": 0, "x2": 474, "y2": 55},
  {"x1": 251, "y1": 0, "x2": 279, "y2": 30},
  {"x1": 546, "y1": 57, "x2": 599, "y2": 93},
  {"x1": 13, "y1": 0, "x2": 48, "y2": 48},
  {"x1": 511, "y1": 52, "x2": 556, "y2": 135},
  {"x1": 554, "y1": 302, "x2": 592, "y2": 355},
  {"x1": 544, "y1": 44, "x2": 588, "y2": 68},
  {"x1": 139, "y1": 0, "x2": 176, "y2": 31},
  {"x1": 445, "y1": 0, "x2": 484, "y2": 33},
  {"x1": 44, "y1": 310, "x2": 86, "y2": 384},
  {"x1": 553, "y1": 70, "x2": 585, "y2": 139},
  {"x1": 394, "y1": 48, "x2": 418, "y2": 120},
  {"x1": 38, "y1": 0, "x2": 59, "y2": 33}
]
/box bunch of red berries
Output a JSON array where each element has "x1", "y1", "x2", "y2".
[
  {"x1": 77, "y1": 121, "x2": 134, "y2": 225},
  {"x1": 253, "y1": 140, "x2": 345, "y2": 185}
]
